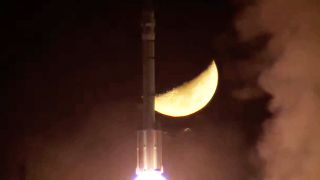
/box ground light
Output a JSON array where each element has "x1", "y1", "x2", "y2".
[{"x1": 135, "y1": 171, "x2": 166, "y2": 180}]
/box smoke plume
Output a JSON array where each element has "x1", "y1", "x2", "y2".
[{"x1": 237, "y1": 0, "x2": 320, "y2": 179}]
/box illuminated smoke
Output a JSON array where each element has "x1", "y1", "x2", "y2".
[{"x1": 237, "y1": 0, "x2": 320, "y2": 179}]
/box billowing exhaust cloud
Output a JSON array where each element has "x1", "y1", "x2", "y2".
[{"x1": 237, "y1": 0, "x2": 320, "y2": 179}]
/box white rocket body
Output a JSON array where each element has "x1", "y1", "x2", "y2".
[{"x1": 136, "y1": 9, "x2": 163, "y2": 174}]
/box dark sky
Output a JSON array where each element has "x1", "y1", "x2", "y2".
[{"x1": 3, "y1": 0, "x2": 271, "y2": 179}]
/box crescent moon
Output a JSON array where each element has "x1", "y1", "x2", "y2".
[{"x1": 155, "y1": 60, "x2": 219, "y2": 117}]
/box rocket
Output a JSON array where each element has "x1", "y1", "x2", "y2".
[{"x1": 136, "y1": 0, "x2": 164, "y2": 177}]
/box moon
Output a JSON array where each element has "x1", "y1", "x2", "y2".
[{"x1": 155, "y1": 60, "x2": 219, "y2": 117}]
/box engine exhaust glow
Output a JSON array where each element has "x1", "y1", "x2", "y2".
[{"x1": 135, "y1": 171, "x2": 166, "y2": 180}]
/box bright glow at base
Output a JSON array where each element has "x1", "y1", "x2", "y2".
[{"x1": 135, "y1": 171, "x2": 166, "y2": 180}]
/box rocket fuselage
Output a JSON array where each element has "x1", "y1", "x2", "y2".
[
  {"x1": 141, "y1": 9, "x2": 156, "y2": 130},
  {"x1": 136, "y1": 7, "x2": 163, "y2": 174}
]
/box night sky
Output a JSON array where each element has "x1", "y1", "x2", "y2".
[{"x1": 3, "y1": 0, "x2": 272, "y2": 179}]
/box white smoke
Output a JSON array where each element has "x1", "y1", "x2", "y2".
[{"x1": 237, "y1": 0, "x2": 320, "y2": 179}]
